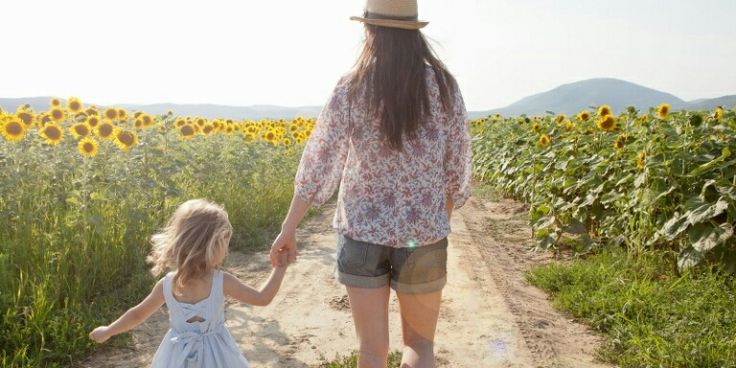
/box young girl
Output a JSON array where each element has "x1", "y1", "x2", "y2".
[{"x1": 89, "y1": 199, "x2": 289, "y2": 367}]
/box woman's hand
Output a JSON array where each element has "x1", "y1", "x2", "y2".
[
  {"x1": 270, "y1": 227, "x2": 298, "y2": 267},
  {"x1": 89, "y1": 326, "x2": 111, "y2": 343}
]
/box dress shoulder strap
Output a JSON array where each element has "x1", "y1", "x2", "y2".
[{"x1": 161, "y1": 272, "x2": 178, "y2": 308}]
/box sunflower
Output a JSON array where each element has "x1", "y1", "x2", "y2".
[
  {"x1": 578, "y1": 111, "x2": 591, "y2": 122},
  {"x1": 50, "y1": 98, "x2": 61, "y2": 107},
  {"x1": 104, "y1": 108, "x2": 118, "y2": 121},
  {"x1": 263, "y1": 130, "x2": 277, "y2": 143},
  {"x1": 113, "y1": 128, "x2": 138, "y2": 151},
  {"x1": 202, "y1": 124, "x2": 214, "y2": 135},
  {"x1": 555, "y1": 114, "x2": 566, "y2": 125},
  {"x1": 539, "y1": 134, "x2": 551, "y2": 147},
  {"x1": 637, "y1": 151, "x2": 646, "y2": 170},
  {"x1": 39, "y1": 123, "x2": 64, "y2": 145},
  {"x1": 117, "y1": 109, "x2": 128, "y2": 121},
  {"x1": 175, "y1": 118, "x2": 187, "y2": 128},
  {"x1": 531, "y1": 122, "x2": 541, "y2": 133},
  {"x1": 67, "y1": 97, "x2": 83, "y2": 113},
  {"x1": 70, "y1": 123, "x2": 92, "y2": 139},
  {"x1": 133, "y1": 112, "x2": 143, "y2": 119},
  {"x1": 656, "y1": 103, "x2": 670, "y2": 120},
  {"x1": 1, "y1": 117, "x2": 26, "y2": 142},
  {"x1": 141, "y1": 114, "x2": 153, "y2": 127},
  {"x1": 614, "y1": 135, "x2": 626, "y2": 150},
  {"x1": 134, "y1": 119, "x2": 144, "y2": 129},
  {"x1": 179, "y1": 124, "x2": 195, "y2": 139},
  {"x1": 244, "y1": 132, "x2": 257, "y2": 143},
  {"x1": 282, "y1": 138, "x2": 292, "y2": 147},
  {"x1": 597, "y1": 105, "x2": 612, "y2": 117},
  {"x1": 50, "y1": 107, "x2": 65, "y2": 122},
  {"x1": 86, "y1": 116, "x2": 101, "y2": 128},
  {"x1": 95, "y1": 121, "x2": 115, "y2": 140},
  {"x1": 597, "y1": 115, "x2": 617, "y2": 132},
  {"x1": 16, "y1": 111, "x2": 35, "y2": 127},
  {"x1": 715, "y1": 107, "x2": 724, "y2": 122},
  {"x1": 78, "y1": 137, "x2": 99, "y2": 158},
  {"x1": 86, "y1": 107, "x2": 99, "y2": 116},
  {"x1": 565, "y1": 120, "x2": 574, "y2": 132},
  {"x1": 639, "y1": 114, "x2": 649, "y2": 123}
]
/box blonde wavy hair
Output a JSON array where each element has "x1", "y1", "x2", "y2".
[{"x1": 148, "y1": 199, "x2": 232, "y2": 294}]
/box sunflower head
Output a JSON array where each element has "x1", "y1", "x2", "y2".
[
  {"x1": 70, "y1": 123, "x2": 91, "y2": 139},
  {"x1": 656, "y1": 103, "x2": 670, "y2": 120},
  {"x1": 67, "y1": 97, "x2": 83, "y2": 113},
  {"x1": 715, "y1": 107, "x2": 724, "y2": 122},
  {"x1": 113, "y1": 129, "x2": 138, "y2": 152},
  {"x1": 104, "y1": 108, "x2": 119, "y2": 121},
  {"x1": 639, "y1": 114, "x2": 649, "y2": 123},
  {"x1": 565, "y1": 120, "x2": 574, "y2": 132},
  {"x1": 1, "y1": 117, "x2": 27, "y2": 142},
  {"x1": 78, "y1": 137, "x2": 99, "y2": 158},
  {"x1": 50, "y1": 107, "x2": 65, "y2": 122},
  {"x1": 555, "y1": 114, "x2": 566, "y2": 125},
  {"x1": 39, "y1": 123, "x2": 64, "y2": 145},
  {"x1": 86, "y1": 116, "x2": 101, "y2": 128},
  {"x1": 179, "y1": 124, "x2": 195, "y2": 139},
  {"x1": 614, "y1": 135, "x2": 626, "y2": 150},
  {"x1": 597, "y1": 115, "x2": 617, "y2": 132},
  {"x1": 538, "y1": 134, "x2": 551, "y2": 147},
  {"x1": 50, "y1": 98, "x2": 61, "y2": 108},
  {"x1": 117, "y1": 109, "x2": 128, "y2": 121},
  {"x1": 597, "y1": 105, "x2": 612, "y2": 117},
  {"x1": 175, "y1": 118, "x2": 187, "y2": 128},
  {"x1": 16, "y1": 111, "x2": 35, "y2": 127},
  {"x1": 578, "y1": 111, "x2": 591, "y2": 122},
  {"x1": 637, "y1": 151, "x2": 647, "y2": 170},
  {"x1": 531, "y1": 122, "x2": 541, "y2": 133},
  {"x1": 142, "y1": 115, "x2": 153, "y2": 127},
  {"x1": 96, "y1": 121, "x2": 115, "y2": 140}
]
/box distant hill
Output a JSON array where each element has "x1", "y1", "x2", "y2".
[
  {"x1": 2, "y1": 79, "x2": 734, "y2": 120},
  {"x1": 469, "y1": 78, "x2": 734, "y2": 119},
  {"x1": 0, "y1": 97, "x2": 323, "y2": 120}
]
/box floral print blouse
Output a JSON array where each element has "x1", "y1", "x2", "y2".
[{"x1": 294, "y1": 68, "x2": 472, "y2": 248}]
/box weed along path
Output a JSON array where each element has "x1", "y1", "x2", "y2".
[{"x1": 78, "y1": 197, "x2": 612, "y2": 367}]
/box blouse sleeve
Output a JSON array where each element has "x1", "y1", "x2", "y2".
[
  {"x1": 444, "y1": 88, "x2": 473, "y2": 209},
  {"x1": 294, "y1": 81, "x2": 351, "y2": 207}
]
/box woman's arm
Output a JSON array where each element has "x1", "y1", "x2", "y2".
[
  {"x1": 270, "y1": 194, "x2": 310, "y2": 267},
  {"x1": 89, "y1": 279, "x2": 165, "y2": 343},
  {"x1": 223, "y1": 267, "x2": 287, "y2": 307}
]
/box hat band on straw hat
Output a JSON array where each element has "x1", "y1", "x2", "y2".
[{"x1": 365, "y1": 11, "x2": 419, "y2": 21}]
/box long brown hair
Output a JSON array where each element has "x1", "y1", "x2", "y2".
[{"x1": 348, "y1": 21, "x2": 457, "y2": 150}]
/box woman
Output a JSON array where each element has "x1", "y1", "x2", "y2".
[{"x1": 270, "y1": 0, "x2": 472, "y2": 367}]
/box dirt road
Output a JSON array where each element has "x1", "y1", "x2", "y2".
[{"x1": 77, "y1": 197, "x2": 612, "y2": 367}]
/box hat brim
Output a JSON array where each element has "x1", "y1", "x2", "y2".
[{"x1": 350, "y1": 16, "x2": 428, "y2": 30}]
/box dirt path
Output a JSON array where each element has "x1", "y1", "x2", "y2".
[{"x1": 77, "y1": 197, "x2": 613, "y2": 367}]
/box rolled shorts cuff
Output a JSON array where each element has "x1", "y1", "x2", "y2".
[
  {"x1": 391, "y1": 276, "x2": 447, "y2": 294},
  {"x1": 336, "y1": 269, "x2": 391, "y2": 289}
]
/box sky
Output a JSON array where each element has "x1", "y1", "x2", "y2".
[{"x1": 2, "y1": 0, "x2": 735, "y2": 111}]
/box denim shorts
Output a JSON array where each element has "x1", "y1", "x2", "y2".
[{"x1": 335, "y1": 233, "x2": 448, "y2": 294}]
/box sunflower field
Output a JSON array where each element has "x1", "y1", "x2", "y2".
[
  {"x1": 0, "y1": 98, "x2": 314, "y2": 367},
  {"x1": 472, "y1": 104, "x2": 736, "y2": 272}
]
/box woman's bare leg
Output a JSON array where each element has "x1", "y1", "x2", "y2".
[
  {"x1": 396, "y1": 290, "x2": 443, "y2": 368},
  {"x1": 346, "y1": 286, "x2": 391, "y2": 368}
]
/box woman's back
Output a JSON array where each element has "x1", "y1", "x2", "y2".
[{"x1": 294, "y1": 66, "x2": 472, "y2": 248}]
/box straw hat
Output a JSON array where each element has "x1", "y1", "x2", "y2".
[{"x1": 350, "y1": 0, "x2": 429, "y2": 30}]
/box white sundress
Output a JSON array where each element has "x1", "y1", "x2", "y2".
[{"x1": 151, "y1": 270, "x2": 249, "y2": 368}]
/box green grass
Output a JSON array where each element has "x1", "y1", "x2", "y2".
[
  {"x1": 0, "y1": 128, "x2": 302, "y2": 367},
  {"x1": 319, "y1": 351, "x2": 403, "y2": 368},
  {"x1": 527, "y1": 247, "x2": 736, "y2": 367}
]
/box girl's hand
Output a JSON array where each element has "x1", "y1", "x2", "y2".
[
  {"x1": 89, "y1": 326, "x2": 111, "y2": 343},
  {"x1": 270, "y1": 228, "x2": 297, "y2": 267}
]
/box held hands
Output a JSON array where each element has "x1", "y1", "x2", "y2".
[
  {"x1": 270, "y1": 227, "x2": 298, "y2": 268},
  {"x1": 89, "y1": 326, "x2": 112, "y2": 343}
]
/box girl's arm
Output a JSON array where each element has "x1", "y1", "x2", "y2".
[
  {"x1": 223, "y1": 266, "x2": 287, "y2": 307},
  {"x1": 89, "y1": 279, "x2": 165, "y2": 343}
]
